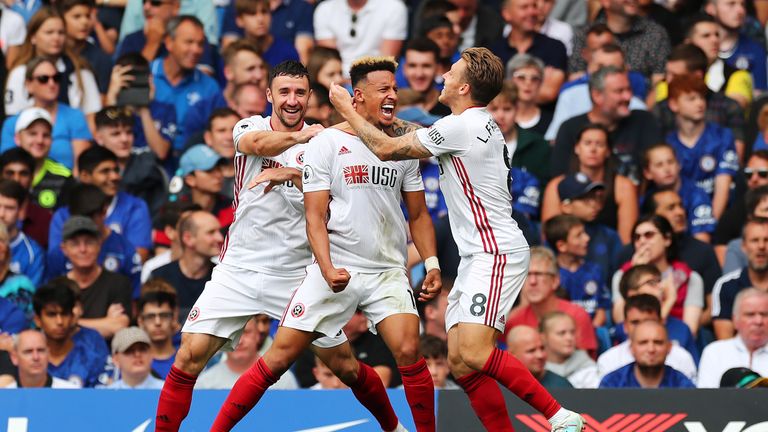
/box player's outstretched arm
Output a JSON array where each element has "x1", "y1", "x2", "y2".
[
  {"x1": 329, "y1": 83, "x2": 433, "y2": 161},
  {"x1": 237, "y1": 124, "x2": 324, "y2": 157},
  {"x1": 305, "y1": 190, "x2": 351, "y2": 292},
  {"x1": 402, "y1": 190, "x2": 442, "y2": 302},
  {"x1": 248, "y1": 167, "x2": 303, "y2": 192}
]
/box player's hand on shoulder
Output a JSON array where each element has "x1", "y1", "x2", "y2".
[
  {"x1": 419, "y1": 269, "x2": 442, "y2": 302},
  {"x1": 322, "y1": 267, "x2": 351, "y2": 293},
  {"x1": 297, "y1": 124, "x2": 325, "y2": 143}
]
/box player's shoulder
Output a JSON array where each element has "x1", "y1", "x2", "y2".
[{"x1": 235, "y1": 115, "x2": 270, "y2": 132}]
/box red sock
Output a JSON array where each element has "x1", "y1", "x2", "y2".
[
  {"x1": 398, "y1": 358, "x2": 436, "y2": 432},
  {"x1": 456, "y1": 371, "x2": 515, "y2": 431},
  {"x1": 482, "y1": 348, "x2": 561, "y2": 418},
  {"x1": 350, "y1": 361, "x2": 399, "y2": 431},
  {"x1": 155, "y1": 365, "x2": 197, "y2": 432},
  {"x1": 210, "y1": 358, "x2": 278, "y2": 431}
]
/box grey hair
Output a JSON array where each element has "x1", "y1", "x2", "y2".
[
  {"x1": 588, "y1": 65, "x2": 625, "y2": 94},
  {"x1": 733, "y1": 287, "x2": 768, "y2": 319},
  {"x1": 13, "y1": 329, "x2": 47, "y2": 351},
  {"x1": 166, "y1": 15, "x2": 204, "y2": 40},
  {"x1": 506, "y1": 53, "x2": 545, "y2": 78},
  {"x1": 529, "y1": 246, "x2": 558, "y2": 275}
]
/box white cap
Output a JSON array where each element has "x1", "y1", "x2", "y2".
[{"x1": 15, "y1": 108, "x2": 52, "y2": 134}]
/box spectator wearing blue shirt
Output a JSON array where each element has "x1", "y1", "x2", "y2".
[
  {"x1": 106, "y1": 54, "x2": 176, "y2": 163},
  {"x1": 0, "y1": 295, "x2": 29, "y2": 334},
  {"x1": 0, "y1": 179, "x2": 44, "y2": 288},
  {"x1": 46, "y1": 184, "x2": 142, "y2": 295},
  {"x1": 181, "y1": 41, "x2": 266, "y2": 148},
  {"x1": 6, "y1": 329, "x2": 80, "y2": 388},
  {"x1": 600, "y1": 321, "x2": 695, "y2": 388},
  {"x1": 151, "y1": 16, "x2": 221, "y2": 151},
  {"x1": 617, "y1": 266, "x2": 700, "y2": 362},
  {"x1": 641, "y1": 143, "x2": 716, "y2": 242},
  {"x1": 32, "y1": 281, "x2": 109, "y2": 387},
  {"x1": 136, "y1": 289, "x2": 179, "y2": 379},
  {"x1": 50, "y1": 146, "x2": 152, "y2": 261},
  {"x1": 233, "y1": 0, "x2": 299, "y2": 69},
  {"x1": 705, "y1": 0, "x2": 767, "y2": 90},
  {"x1": 221, "y1": 0, "x2": 315, "y2": 64},
  {"x1": 666, "y1": 75, "x2": 738, "y2": 220},
  {"x1": 545, "y1": 215, "x2": 611, "y2": 327},
  {"x1": 60, "y1": 0, "x2": 113, "y2": 95}
]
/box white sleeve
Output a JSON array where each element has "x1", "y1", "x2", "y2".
[
  {"x1": 683, "y1": 271, "x2": 705, "y2": 309},
  {"x1": 696, "y1": 345, "x2": 718, "y2": 388},
  {"x1": 611, "y1": 270, "x2": 624, "y2": 301},
  {"x1": 4, "y1": 10, "x2": 26, "y2": 48},
  {"x1": 302, "y1": 134, "x2": 334, "y2": 193},
  {"x1": 74, "y1": 70, "x2": 102, "y2": 114},
  {"x1": 415, "y1": 115, "x2": 471, "y2": 157},
  {"x1": 4, "y1": 66, "x2": 30, "y2": 116},
  {"x1": 401, "y1": 160, "x2": 425, "y2": 192},
  {"x1": 382, "y1": 1, "x2": 408, "y2": 40},
  {"x1": 313, "y1": 2, "x2": 335, "y2": 40},
  {"x1": 284, "y1": 144, "x2": 307, "y2": 170},
  {"x1": 233, "y1": 116, "x2": 268, "y2": 154}
]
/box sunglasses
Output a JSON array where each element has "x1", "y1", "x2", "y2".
[
  {"x1": 31, "y1": 73, "x2": 62, "y2": 84},
  {"x1": 350, "y1": 13, "x2": 357, "y2": 38},
  {"x1": 633, "y1": 230, "x2": 660, "y2": 242},
  {"x1": 744, "y1": 168, "x2": 768, "y2": 179}
]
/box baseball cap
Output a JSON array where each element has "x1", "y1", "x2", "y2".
[
  {"x1": 61, "y1": 216, "x2": 101, "y2": 241},
  {"x1": 111, "y1": 326, "x2": 151, "y2": 354},
  {"x1": 179, "y1": 145, "x2": 226, "y2": 177},
  {"x1": 720, "y1": 367, "x2": 768, "y2": 388},
  {"x1": 557, "y1": 172, "x2": 605, "y2": 202},
  {"x1": 14, "y1": 107, "x2": 53, "y2": 133}
]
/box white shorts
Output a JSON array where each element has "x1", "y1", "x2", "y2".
[
  {"x1": 446, "y1": 251, "x2": 530, "y2": 333},
  {"x1": 281, "y1": 263, "x2": 419, "y2": 338},
  {"x1": 182, "y1": 263, "x2": 346, "y2": 350}
]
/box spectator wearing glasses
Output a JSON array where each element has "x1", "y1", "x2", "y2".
[
  {"x1": 507, "y1": 54, "x2": 553, "y2": 139},
  {"x1": 1, "y1": 59, "x2": 92, "y2": 170},
  {"x1": 713, "y1": 151, "x2": 768, "y2": 264},
  {"x1": 712, "y1": 217, "x2": 768, "y2": 340},
  {"x1": 4, "y1": 7, "x2": 102, "y2": 119},
  {"x1": 136, "y1": 288, "x2": 179, "y2": 379},
  {"x1": 612, "y1": 215, "x2": 705, "y2": 337},
  {"x1": 313, "y1": 0, "x2": 408, "y2": 77},
  {"x1": 504, "y1": 246, "x2": 598, "y2": 355}
]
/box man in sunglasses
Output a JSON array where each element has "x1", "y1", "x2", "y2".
[{"x1": 713, "y1": 150, "x2": 768, "y2": 263}]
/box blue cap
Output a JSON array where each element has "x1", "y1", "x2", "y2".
[
  {"x1": 179, "y1": 145, "x2": 226, "y2": 176},
  {"x1": 557, "y1": 172, "x2": 604, "y2": 201}
]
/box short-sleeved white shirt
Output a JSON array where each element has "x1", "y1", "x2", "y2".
[
  {"x1": 0, "y1": 7, "x2": 26, "y2": 55},
  {"x1": 313, "y1": 0, "x2": 407, "y2": 76},
  {"x1": 4, "y1": 59, "x2": 102, "y2": 116},
  {"x1": 302, "y1": 128, "x2": 423, "y2": 272},
  {"x1": 415, "y1": 107, "x2": 528, "y2": 257},
  {"x1": 219, "y1": 115, "x2": 311, "y2": 276}
]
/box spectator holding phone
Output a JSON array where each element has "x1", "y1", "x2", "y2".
[{"x1": 106, "y1": 53, "x2": 175, "y2": 162}]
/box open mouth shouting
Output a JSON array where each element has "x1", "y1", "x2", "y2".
[{"x1": 380, "y1": 101, "x2": 396, "y2": 122}]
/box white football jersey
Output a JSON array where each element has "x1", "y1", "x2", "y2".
[
  {"x1": 302, "y1": 128, "x2": 424, "y2": 272},
  {"x1": 219, "y1": 115, "x2": 311, "y2": 276},
  {"x1": 415, "y1": 107, "x2": 528, "y2": 256}
]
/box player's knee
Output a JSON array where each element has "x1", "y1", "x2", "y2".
[
  {"x1": 329, "y1": 358, "x2": 359, "y2": 385},
  {"x1": 391, "y1": 341, "x2": 420, "y2": 366},
  {"x1": 173, "y1": 344, "x2": 207, "y2": 375},
  {"x1": 457, "y1": 346, "x2": 489, "y2": 371}
]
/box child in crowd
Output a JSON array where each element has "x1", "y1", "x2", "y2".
[
  {"x1": 234, "y1": 0, "x2": 299, "y2": 68},
  {"x1": 641, "y1": 142, "x2": 716, "y2": 242},
  {"x1": 544, "y1": 214, "x2": 611, "y2": 328},
  {"x1": 666, "y1": 74, "x2": 738, "y2": 219}
]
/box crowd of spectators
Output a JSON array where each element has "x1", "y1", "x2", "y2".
[{"x1": 0, "y1": 0, "x2": 766, "y2": 392}]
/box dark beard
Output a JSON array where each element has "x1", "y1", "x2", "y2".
[{"x1": 636, "y1": 363, "x2": 665, "y2": 376}]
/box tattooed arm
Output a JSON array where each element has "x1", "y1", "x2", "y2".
[{"x1": 329, "y1": 83, "x2": 434, "y2": 161}]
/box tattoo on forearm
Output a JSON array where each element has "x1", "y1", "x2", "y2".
[{"x1": 391, "y1": 119, "x2": 423, "y2": 136}]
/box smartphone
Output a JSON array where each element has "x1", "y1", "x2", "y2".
[{"x1": 117, "y1": 64, "x2": 150, "y2": 107}]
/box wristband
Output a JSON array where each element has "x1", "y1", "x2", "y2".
[{"x1": 424, "y1": 256, "x2": 440, "y2": 272}]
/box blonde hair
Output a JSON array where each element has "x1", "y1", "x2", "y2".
[
  {"x1": 349, "y1": 56, "x2": 398, "y2": 87},
  {"x1": 460, "y1": 47, "x2": 504, "y2": 105}
]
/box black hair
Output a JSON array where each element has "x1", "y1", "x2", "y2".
[
  {"x1": 0, "y1": 148, "x2": 35, "y2": 174},
  {"x1": 311, "y1": 83, "x2": 330, "y2": 106},
  {"x1": 33, "y1": 282, "x2": 76, "y2": 316},
  {"x1": 155, "y1": 201, "x2": 202, "y2": 230},
  {"x1": 0, "y1": 179, "x2": 28, "y2": 207},
  {"x1": 138, "y1": 290, "x2": 177, "y2": 312},
  {"x1": 206, "y1": 108, "x2": 240, "y2": 132},
  {"x1": 68, "y1": 183, "x2": 108, "y2": 217},
  {"x1": 405, "y1": 38, "x2": 441, "y2": 62},
  {"x1": 632, "y1": 214, "x2": 678, "y2": 261},
  {"x1": 268, "y1": 60, "x2": 310, "y2": 89},
  {"x1": 115, "y1": 52, "x2": 149, "y2": 69},
  {"x1": 78, "y1": 145, "x2": 118, "y2": 174},
  {"x1": 624, "y1": 293, "x2": 662, "y2": 319},
  {"x1": 56, "y1": 0, "x2": 94, "y2": 14},
  {"x1": 349, "y1": 57, "x2": 398, "y2": 88}
]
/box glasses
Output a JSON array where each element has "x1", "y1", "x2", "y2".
[
  {"x1": 635, "y1": 278, "x2": 661, "y2": 290},
  {"x1": 528, "y1": 271, "x2": 556, "y2": 279},
  {"x1": 633, "y1": 230, "x2": 660, "y2": 242},
  {"x1": 512, "y1": 72, "x2": 542, "y2": 83},
  {"x1": 31, "y1": 73, "x2": 62, "y2": 85},
  {"x1": 744, "y1": 168, "x2": 768, "y2": 179},
  {"x1": 141, "y1": 312, "x2": 174, "y2": 322},
  {"x1": 350, "y1": 13, "x2": 357, "y2": 38}
]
